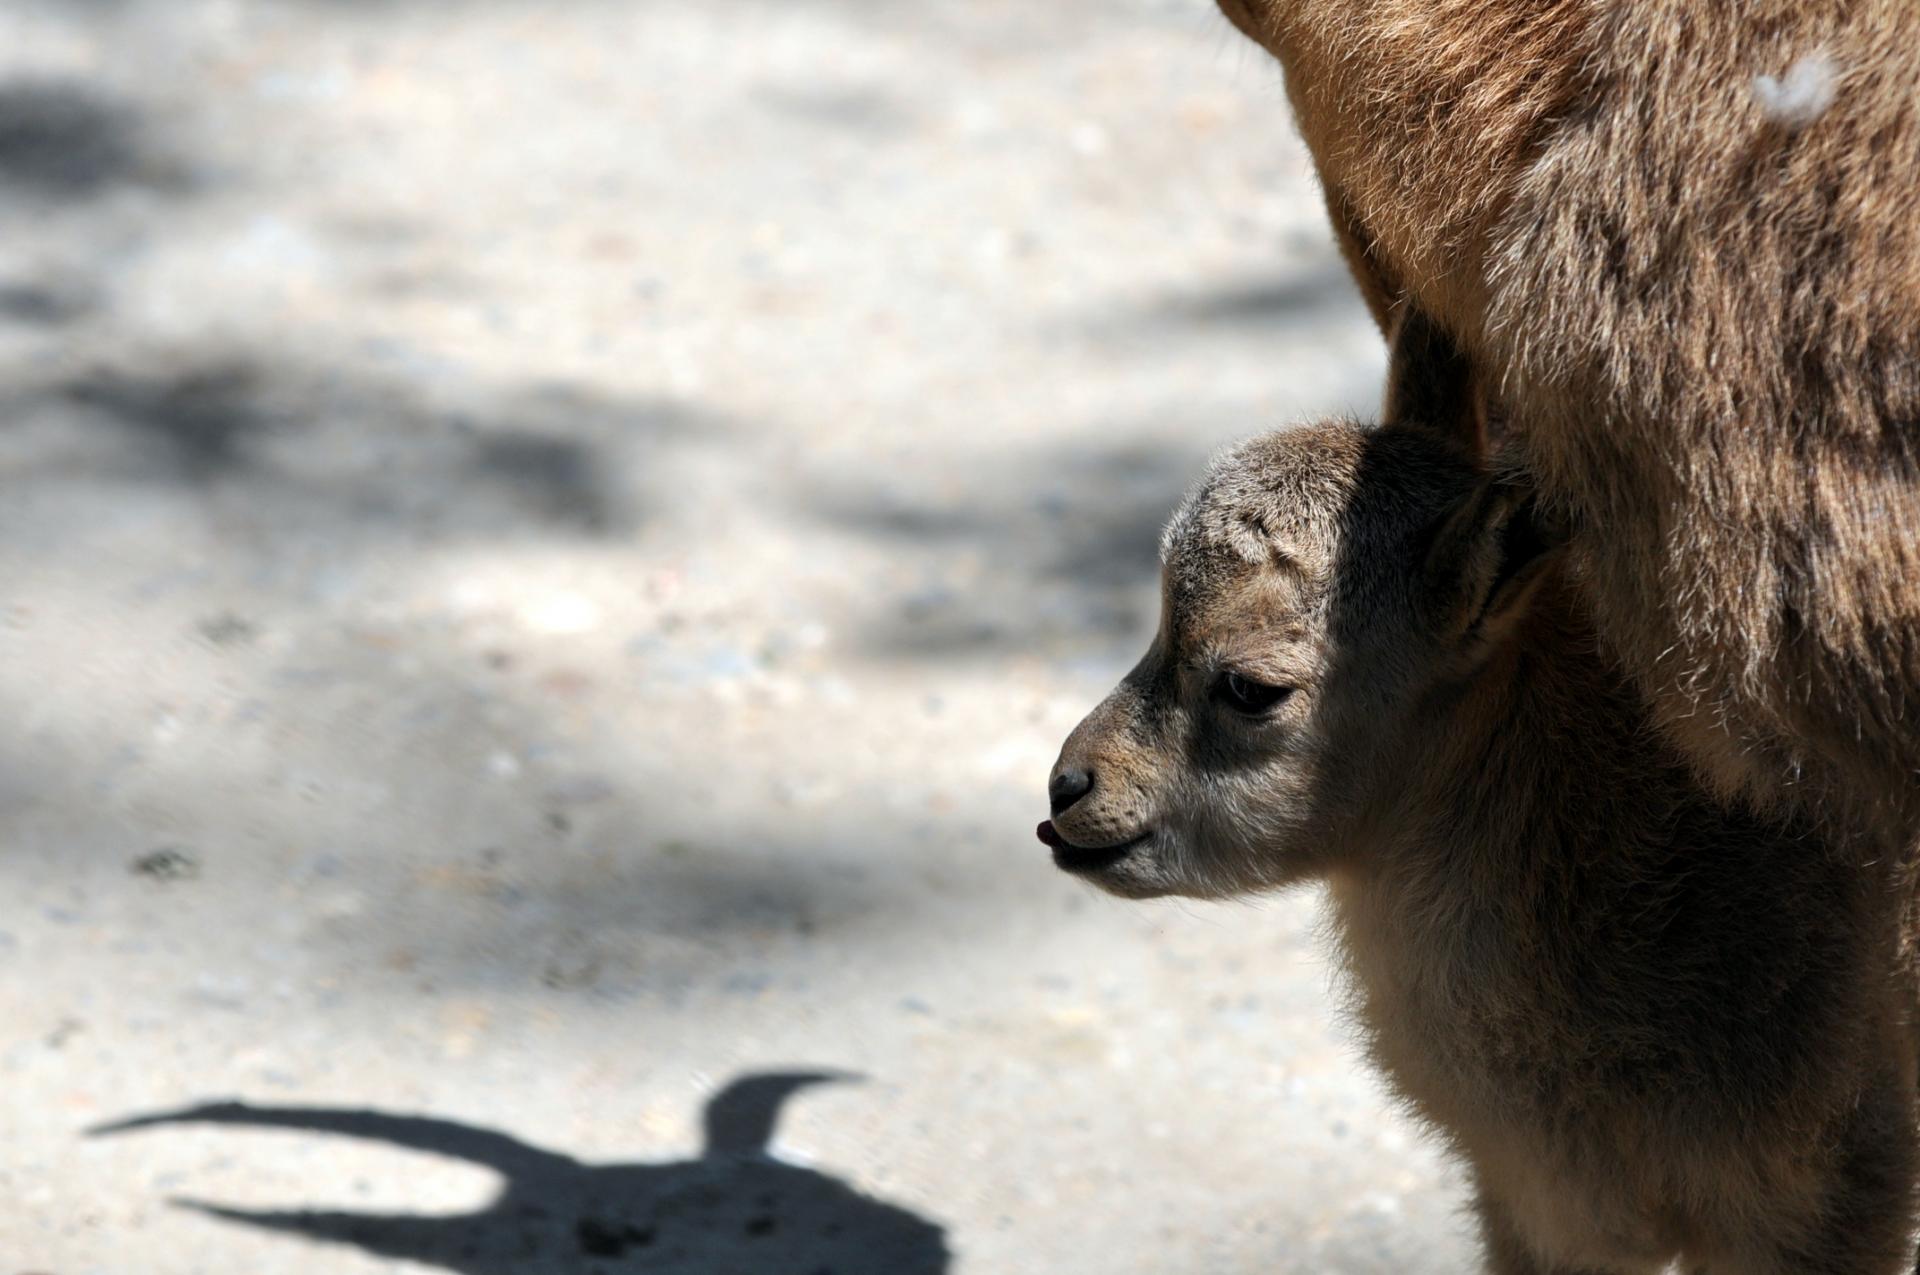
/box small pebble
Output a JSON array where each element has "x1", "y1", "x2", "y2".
[
  {"x1": 130, "y1": 847, "x2": 200, "y2": 882},
  {"x1": 197, "y1": 612, "x2": 258, "y2": 647}
]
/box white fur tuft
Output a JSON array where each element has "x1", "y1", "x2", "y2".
[{"x1": 1753, "y1": 51, "x2": 1837, "y2": 131}]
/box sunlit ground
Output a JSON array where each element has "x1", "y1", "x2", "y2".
[{"x1": 0, "y1": 2, "x2": 1470, "y2": 1271}]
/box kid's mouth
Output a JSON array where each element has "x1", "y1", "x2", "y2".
[{"x1": 1035, "y1": 821, "x2": 1150, "y2": 873}]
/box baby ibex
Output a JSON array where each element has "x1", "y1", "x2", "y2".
[{"x1": 1040, "y1": 316, "x2": 1920, "y2": 1273}]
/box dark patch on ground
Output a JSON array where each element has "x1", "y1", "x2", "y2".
[{"x1": 95, "y1": 1075, "x2": 951, "y2": 1274}]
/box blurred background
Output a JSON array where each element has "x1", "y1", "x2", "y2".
[{"x1": 0, "y1": 0, "x2": 1473, "y2": 1270}]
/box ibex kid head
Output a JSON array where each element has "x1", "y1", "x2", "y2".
[{"x1": 1039, "y1": 314, "x2": 1561, "y2": 898}]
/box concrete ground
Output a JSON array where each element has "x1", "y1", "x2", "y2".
[{"x1": 0, "y1": 1, "x2": 1477, "y2": 1271}]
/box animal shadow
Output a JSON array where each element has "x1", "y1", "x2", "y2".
[{"x1": 93, "y1": 1071, "x2": 950, "y2": 1274}]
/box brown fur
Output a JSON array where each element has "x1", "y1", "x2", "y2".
[
  {"x1": 1214, "y1": 0, "x2": 1920, "y2": 851},
  {"x1": 1042, "y1": 318, "x2": 1920, "y2": 1272}
]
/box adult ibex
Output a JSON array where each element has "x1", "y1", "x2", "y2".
[{"x1": 1214, "y1": 1, "x2": 1920, "y2": 854}]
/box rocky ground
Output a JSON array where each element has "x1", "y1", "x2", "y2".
[{"x1": 0, "y1": 1, "x2": 1477, "y2": 1271}]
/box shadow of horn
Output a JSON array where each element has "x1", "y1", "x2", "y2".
[
  {"x1": 87, "y1": 1100, "x2": 572, "y2": 1176},
  {"x1": 701, "y1": 1070, "x2": 860, "y2": 1158}
]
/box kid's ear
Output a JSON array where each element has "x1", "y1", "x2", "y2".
[
  {"x1": 1424, "y1": 478, "x2": 1563, "y2": 647},
  {"x1": 1384, "y1": 307, "x2": 1483, "y2": 456}
]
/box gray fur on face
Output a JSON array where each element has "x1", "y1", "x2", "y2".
[{"x1": 1052, "y1": 417, "x2": 1484, "y2": 901}]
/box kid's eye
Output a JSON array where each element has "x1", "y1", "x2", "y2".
[{"x1": 1217, "y1": 671, "x2": 1294, "y2": 715}]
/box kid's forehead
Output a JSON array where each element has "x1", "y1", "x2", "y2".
[
  {"x1": 1159, "y1": 546, "x2": 1317, "y2": 644},
  {"x1": 1161, "y1": 493, "x2": 1323, "y2": 590}
]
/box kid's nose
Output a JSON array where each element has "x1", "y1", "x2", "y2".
[{"x1": 1049, "y1": 766, "x2": 1094, "y2": 815}]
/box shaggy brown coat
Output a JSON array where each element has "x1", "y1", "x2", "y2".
[{"x1": 1214, "y1": 0, "x2": 1920, "y2": 848}]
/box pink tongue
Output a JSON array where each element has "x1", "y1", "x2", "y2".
[{"x1": 1036, "y1": 820, "x2": 1065, "y2": 848}]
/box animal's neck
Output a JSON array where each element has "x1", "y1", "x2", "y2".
[
  {"x1": 1319, "y1": 575, "x2": 1674, "y2": 1103},
  {"x1": 1351, "y1": 573, "x2": 1662, "y2": 900}
]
